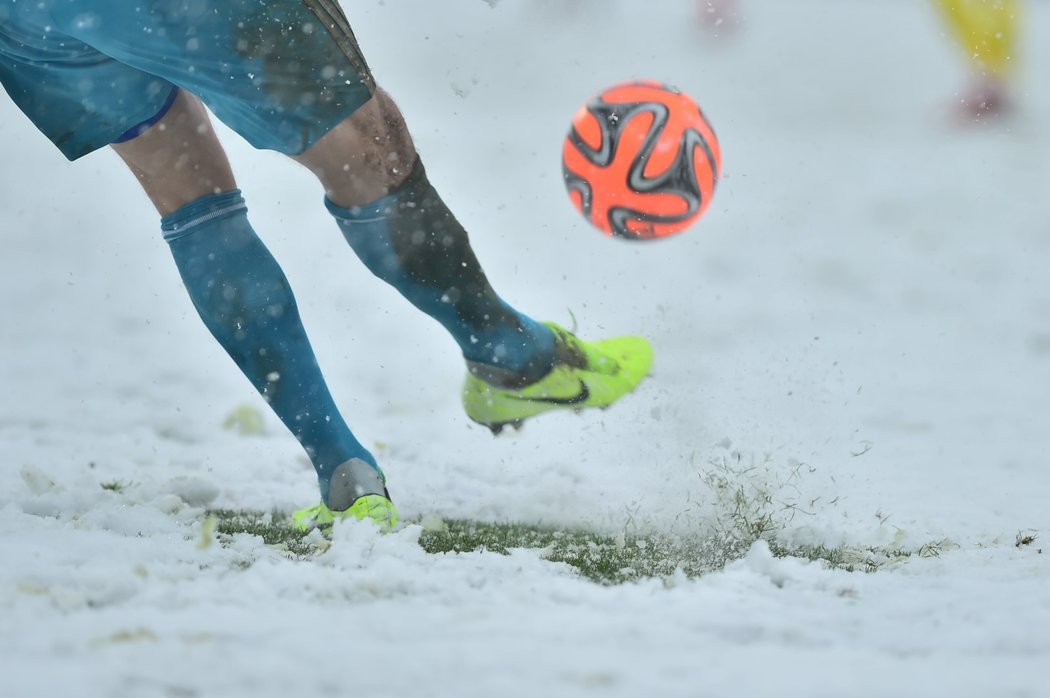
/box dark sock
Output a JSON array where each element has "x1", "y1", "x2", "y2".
[{"x1": 327, "y1": 158, "x2": 556, "y2": 384}]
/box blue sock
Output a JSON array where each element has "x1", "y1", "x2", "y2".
[
  {"x1": 327, "y1": 159, "x2": 556, "y2": 384},
  {"x1": 162, "y1": 191, "x2": 381, "y2": 507}
]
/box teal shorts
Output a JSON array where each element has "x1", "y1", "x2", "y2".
[{"x1": 0, "y1": 0, "x2": 375, "y2": 160}]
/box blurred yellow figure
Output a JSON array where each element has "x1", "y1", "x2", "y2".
[{"x1": 934, "y1": 0, "x2": 1020, "y2": 119}]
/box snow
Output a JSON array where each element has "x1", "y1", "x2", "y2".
[{"x1": 2, "y1": 1, "x2": 1049, "y2": 696}]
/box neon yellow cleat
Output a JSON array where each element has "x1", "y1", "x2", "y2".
[
  {"x1": 462, "y1": 322, "x2": 653, "y2": 434},
  {"x1": 293, "y1": 494, "x2": 399, "y2": 532},
  {"x1": 294, "y1": 458, "x2": 398, "y2": 532}
]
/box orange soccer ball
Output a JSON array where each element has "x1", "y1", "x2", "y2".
[{"x1": 562, "y1": 81, "x2": 721, "y2": 240}]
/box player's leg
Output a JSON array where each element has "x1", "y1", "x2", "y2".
[
  {"x1": 112, "y1": 92, "x2": 394, "y2": 526},
  {"x1": 2, "y1": 1, "x2": 399, "y2": 527},
  {"x1": 936, "y1": 0, "x2": 1017, "y2": 76},
  {"x1": 933, "y1": 0, "x2": 1020, "y2": 119},
  {"x1": 293, "y1": 88, "x2": 653, "y2": 432},
  {"x1": 273, "y1": 4, "x2": 653, "y2": 431},
  {"x1": 30, "y1": 0, "x2": 651, "y2": 441},
  {"x1": 293, "y1": 88, "x2": 560, "y2": 387}
]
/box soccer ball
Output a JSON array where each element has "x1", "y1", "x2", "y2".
[{"x1": 562, "y1": 80, "x2": 721, "y2": 240}]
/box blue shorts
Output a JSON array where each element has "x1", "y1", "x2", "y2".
[{"x1": 0, "y1": 0, "x2": 375, "y2": 160}]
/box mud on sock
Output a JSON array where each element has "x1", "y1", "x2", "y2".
[{"x1": 327, "y1": 158, "x2": 556, "y2": 384}]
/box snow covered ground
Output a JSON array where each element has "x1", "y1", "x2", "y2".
[{"x1": 2, "y1": 1, "x2": 1049, "y2": 696}]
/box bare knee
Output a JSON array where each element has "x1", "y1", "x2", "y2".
[{"x1": 294, "y1": 88, "x2": 418, "y2": 207}]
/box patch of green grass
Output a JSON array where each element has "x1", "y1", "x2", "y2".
[
  {"x1": 418, "y1": 520, "x2": 720, "y2": 584},
  {"x1": 419, "y1": 520, "x2": 949, "y2": 581},
  {"x1": 210, "y1": 509, "x2": 317, "y2": 558},
  {"x1": 206, "y1": 449, "x2": 951, "y2": 583},
  {"x1": 207, "y1": 509, "x2": 941, "y2": 584}
]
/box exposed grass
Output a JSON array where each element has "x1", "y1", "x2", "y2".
[
  {"x1": 418, "y1": 519, "x2": 729, "y2": 583},
  {"x1": 207, "y1": 508, "x2": 939, "y2": 584},
  {"x1": 207, "y1": 452, "x2": 954, "y2": 584},
  {"x1": 417, "y1": 520, "x2": 947, "y2": 580},
  {"x1": 211, "y1": 509, "x2": 318, "y2": 558}
]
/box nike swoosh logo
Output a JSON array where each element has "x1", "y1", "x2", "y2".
[{"x1": 510, "y1": 380, "x2": 591, "y2": 406}]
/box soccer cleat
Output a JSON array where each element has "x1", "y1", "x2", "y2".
[
  {"x1": 293, "y1": 458, "x2": 399, "y2": 532},
  {"x1": 462, "y1": 322, "x2": 653, "y2": 433},
  {"x1": 292, "y1": 494, "x2": 399, "y2": 532}
]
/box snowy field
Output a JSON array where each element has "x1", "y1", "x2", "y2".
[{"x1": 2, "y1": 1, "x2": 1050, "y2": 696}]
